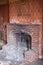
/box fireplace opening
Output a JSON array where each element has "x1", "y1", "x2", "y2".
[
  {"x1": 20, "y1": 31, "x2": 32, "y2": 50},
  {"x1": 15, "y1": 31, "x2": 32, "y2": 58}
]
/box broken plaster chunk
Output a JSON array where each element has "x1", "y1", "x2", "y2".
[
  {"x1": 0, "y1": 60, "x2": 12, "y2": 65},
  {"x1": 0, "y1": 61, "x2": 3, "y2": 65},
  {"x1": 25, "y1": 49, "x2": 38, "y2": 62},
  {"x1": 39, "y1": 55, "x2": 43, "y2": 59}
]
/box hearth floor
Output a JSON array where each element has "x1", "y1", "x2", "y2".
[
  {"x1": 0, "y1": 51, "x2": 43, "y2": 65},
  {"x1": 0, "y1": 54, "x2": 43, "y2": 65},
  {"x1": 12, "y1": 59, "x2": 43, "y2": 65}
]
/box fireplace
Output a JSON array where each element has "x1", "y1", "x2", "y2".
[
  {"x1": 7, "y1": 23, "x2": 41, "y2": 61},
  {"x1": 15, "y1": 31, "x2": 32, "y2": 50}
]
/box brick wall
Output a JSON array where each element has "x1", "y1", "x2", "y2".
[
  {"x1": 9, "y1": 0, "x2": 43, "y2": 57},
  {"x1": 9, "y1": 0, "x2": 42, "y2": 24},
  {"x1": 7, "y1": 24, "x2": 41, "y2": 58}
]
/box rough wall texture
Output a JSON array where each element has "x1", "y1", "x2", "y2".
[
  {"x1": 42, "y1": 0, "x2": 43, "y2": 53},
  {"x1": 0, "y1": 5, "x2": 9, "y2": 23},
  {"x1": 9, "y1": 0, "x2": 42, "y2": 24},
  {"x1": 0, "y1": 5, "x2": 9, "y2": 43},
  {"x1": 9, "y1": 0, "x2": 43, "y2": 56},
  {"x1": 7, "y1": 24, "x2": 40, "y2": 59}
]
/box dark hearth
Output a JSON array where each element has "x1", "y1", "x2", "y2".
[{"x1": 16, "y1": 31, "x2": 32, "y2": 51}]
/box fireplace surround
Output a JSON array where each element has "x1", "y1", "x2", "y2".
[
  {"x1": 7, "y1": 23, "x2": 42, "y2": 61},
  {"x1": 15, "y1": 30, "x2": 32, "y2": 50}
]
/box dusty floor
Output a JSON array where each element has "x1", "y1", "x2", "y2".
[
  {"x1": 0, "y1": 55, "x2": 43, "y2": 65},
  {"x1": 0, "y1": 52, "x2": 43, "y2": 65},
  {"x1": 12, "y1": 59, "x2": 43, "y2": 65}
]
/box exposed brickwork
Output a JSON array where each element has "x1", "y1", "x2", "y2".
[
  {"x1": 9, "y1": 0, "x2": 43, "y2": 57},
  {"x1": 7, "y1": 24, "x2": 41, "y2": 58},
  {"x1": 9, "y1": 0, "x2": 42, "y2": 24},
  {"x1": 8, "y1": 0, "x2": 43, "y2": 60}
]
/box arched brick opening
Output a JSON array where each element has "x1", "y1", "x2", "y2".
[
  {"x1": 7, "y1": 24, "x2": 42, "y2": 60},
  {"x1": 17, "y1": 31, "x2": 32, "y2": 50}
]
